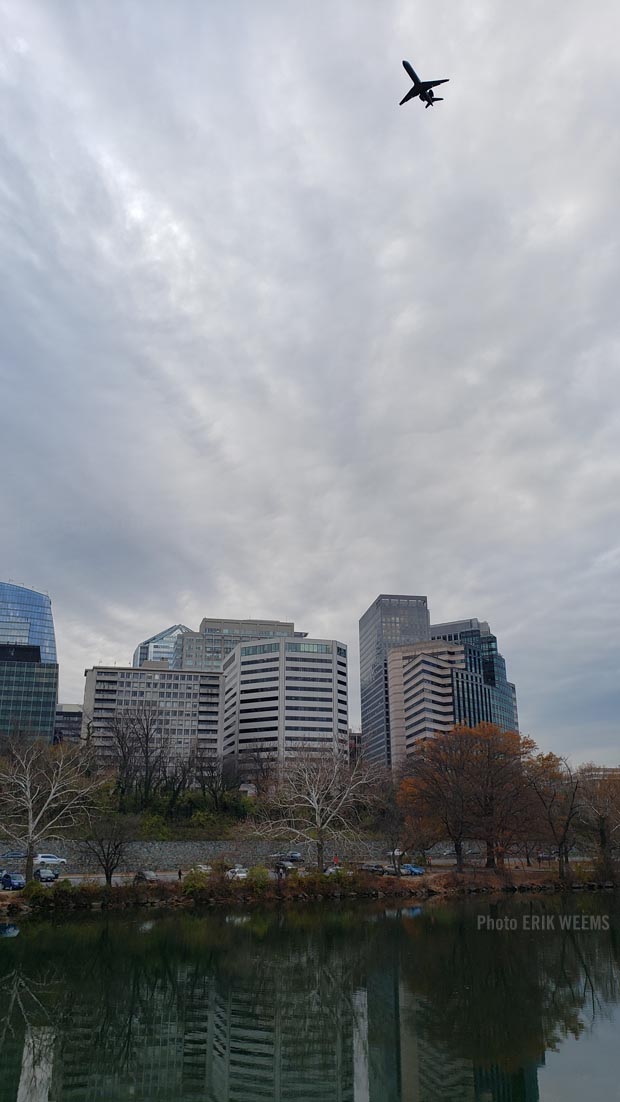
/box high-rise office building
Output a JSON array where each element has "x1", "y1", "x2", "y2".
[
  {"x1": 359, "y1": 595, "x2": 430, "y2": 767},
  {"x1": 222, "y1": 638, "x2": 348, "y2": 772},
  {"x1": 0, "y1": 583, "x2": 58, "y2": 740},
  {"x1": 173, "y1": 617, "x2": 306, "y2": 672},
  {"x1": 0, "y1": 644, "x2": 59, "y2": 740},
  {"x1": 360, "y1": 598, "x2": 518, "y2": 768},
  {"x1": 430, "y1": 618, "x2": 518, "y2": 733},
  {"x1": 132, "y1": 624, "x2": 191, "y2": 668},
  {"x1": 387, "y1": 639, "x2": 503, "y2": 769},
  {"x1": 0, "y1": 582, "x2": 57, "y2": 662},
  {"x1": 82, "y1": 664, "x2": 223, "y2": 761}
]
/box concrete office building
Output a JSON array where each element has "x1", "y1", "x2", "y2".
[
  {"x1": 222, "y1": 638, "x2": 348, "y2": 771},
  {"x1": 359, "y1": 595, "x2": 431, "y2": 767},
  {"x1": 173, "y1": 617, "x2": 306, "y2": 672},
  {"x1": 82, "y1": 664, "x2": 223, "y2": 761},
  {"x1": 54, "y1": 703, "x2": 83, "y2": 743},
  {"x1": 132, "y1": 624, "x2": 191, "y2": 668},
  {"x1": 387, "y1": 640, "x2": 498, "y2": 769}
]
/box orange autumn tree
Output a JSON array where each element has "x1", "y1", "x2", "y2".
[
  {"x1": 398, "y1": 728, "x2": 474, "y2": 872},
  {"x1": 398, "y1": 724, "x2": 538, "y2": 871},
  {"x1": 461, "y1": 724, "x2": 538, "y2": 868}
]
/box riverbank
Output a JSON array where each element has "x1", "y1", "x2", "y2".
[{"x1": 1, "y1": 866, "x2": 616, "y2": 915}]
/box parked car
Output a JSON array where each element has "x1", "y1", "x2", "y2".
[
  {"x1": 133, "y1": 869, "x2": 159, "y2": 884},
  {"x1": 286, "y1": 852, "x2": 304, "y2": 863},
  {"x1": 1, "y1": 852, "x2": 27, "y2": 862},
  {"x1": 34, "y1": 853, "x2": 67, "y2": 866},
  {"x1": 324, "y1": 866, "x2": 353, "y2": 876},
  {"x1": 1, "y1": 872, "x2": 25, "y2": 891},
  {"x1": 274, "y1": 861, "x2": 295, "y2": 874},
  {"x1": 360, "y1": 864, "x2": 386, "y2": 876},
  {"x1": 194, "y1": 864, "x2": 212, "y2": 874},
  {"x1": 400, "y1": 864, "x2": 426, "y2": 876},
  {"x1": 34, "y1": 868, "x2": 58, "y2": 884},
  {"x1": 225, "y1": 866, "x2": 248, "y2": 881}
]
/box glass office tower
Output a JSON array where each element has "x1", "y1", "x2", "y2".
[
  {"x1": 0, "y1": 584, "x2": 58, "y2": 739},
  {"x1": 0, "y1": 582, "x2": 57, "y2": 663},
  {"x1": 431, "y1": 618, "x2": 519, "y2": 732},
  {"x1": 359, "y1": 595, "x2": 430, "y2": 767}
]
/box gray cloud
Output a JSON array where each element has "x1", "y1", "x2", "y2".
[{"x1": 1, "y1": 0, "x2": 619, "y2": 762}]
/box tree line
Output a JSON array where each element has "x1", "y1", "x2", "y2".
[{"x1": 0, "y1": 715, "x2": 618, "y2": 881}]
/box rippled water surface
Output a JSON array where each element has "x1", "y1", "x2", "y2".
[{"x1": 0, "y1": 894, "x2": 619, "y2": 1100}]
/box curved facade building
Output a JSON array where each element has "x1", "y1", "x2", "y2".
[
  {"x1": 0, "y1": 582, "x2": 57, "y2": 663},
  {"x1": 0, "y1": 584, "x2": 58, "y2": 739}
]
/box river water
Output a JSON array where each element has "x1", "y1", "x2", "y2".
[{"x1": 0, "y1": 894, "x2": 618, "y2": 1101}]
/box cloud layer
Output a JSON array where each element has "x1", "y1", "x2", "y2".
[{"x1": 1, "y1": 1, "x2": 619, "y2": 761}]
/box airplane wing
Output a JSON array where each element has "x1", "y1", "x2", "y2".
[
  {"x1": 402, "y1": 60, "x2": 420, "y2": 84},
  {"x1": 399, "y1": 85, "x2": 419, "y2": 106},
  {"x1": 419, "y1": 79, "x2": 449, "y2": 90}
]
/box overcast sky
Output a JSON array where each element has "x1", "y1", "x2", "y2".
[{"x1": 1, "y1": 1, "x2": 619, "y2": 763}]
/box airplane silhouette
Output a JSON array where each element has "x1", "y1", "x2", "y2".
[{"x1": 399, "y1": 60, "x2": 449, "y2": 108}]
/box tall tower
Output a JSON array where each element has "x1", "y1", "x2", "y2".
[
  {"x1": 359, "y1": 595, "x2": 430, "y2": 767},
  {"x1": 0, "y1": 583, "x2": 58, "y2": 740}
]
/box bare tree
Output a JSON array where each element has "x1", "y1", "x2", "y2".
[
  {"x1": 82, "y1": 807, "x2": 137, "y2": 885},
  {"x1": 401, "y1": 731, "x2": 474, "y2": 872},
  {"x1": 237, "y1": 746, "x2": 277, "y2": 799},
  {"x1": 577, "y1": 766, "x2": 620, "y2": 875},
  {"x1": 0, "y1": 738, "x2": 103, "y2": 881},
  {"x1": 253, "y1": 751, "x2": 376, "y2": 871},
  {"x1": 528, "y1": 754, "x2": 581, "y2": 880},
  {"x1": 102, "y1": 703, "x2": 169, "y2": 811},
  {"x1": 194, "y1": 752, "x2": 240, "y2": 813}
]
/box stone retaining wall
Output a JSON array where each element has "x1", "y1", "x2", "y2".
[{"x1": 11, "y1": 838, "x2": 386, "y2": 874}]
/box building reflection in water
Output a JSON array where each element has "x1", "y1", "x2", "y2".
[{"x1": 1, "y1": 897, "x2": 618, "y2": 1102}]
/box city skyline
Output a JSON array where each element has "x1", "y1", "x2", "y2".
[{"x1": 2, "y1": 2, "x2": 619, "y2": 765}]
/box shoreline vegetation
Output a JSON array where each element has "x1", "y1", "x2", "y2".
[{"x1": 2, "y1": 866, "x2": 617, "y2": 917}]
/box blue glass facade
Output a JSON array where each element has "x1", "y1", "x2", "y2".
[
  {"x1": 0, "y1": 585, "x2": 58, "y2": 740},
  {"x1": 0, "y1": 583, "x2": 57, "y2": 664},
  {"x1": 0, "y1": 644, "x2": 58, "y2": 739},
  {"x1": 436, "y1": 624, "x2": 519, "y2": 732}
]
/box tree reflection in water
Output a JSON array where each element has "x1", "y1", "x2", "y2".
[{"x1": 0, "y1": 896, "x2": 617, "y2": 1101}]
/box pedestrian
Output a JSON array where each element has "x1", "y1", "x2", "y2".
[
  {"x1": 537, "y1": 852, "x2": 542, "y2": 868},
  {"x1": 178, "y1": 869, "x2": 182, "y2": 881}
]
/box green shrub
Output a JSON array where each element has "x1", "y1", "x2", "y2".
[
  {"x1": 248, "y1": 866, "x2": 269, "y2": 887},
  {"x1": 22, "y1": 880, "x2": 49, "y2": 904},
  {"x1": 182, "y1": 870, "x2": 211, "y2": 894}
]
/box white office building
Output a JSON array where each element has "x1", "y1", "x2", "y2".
[{"x1": 222, "y1": 638, "x2": 348, "y2": 771}]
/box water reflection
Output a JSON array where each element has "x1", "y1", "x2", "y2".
[{"x1": 0, "y1": 895, "x2": 618, "y2": 1101}]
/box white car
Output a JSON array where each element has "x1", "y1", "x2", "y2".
[
  {"x1": 34, "y1": 853, "x2": 67, "y2": 866},
  {"x1": 225, "y1": 866, "x2": 248, "y2": 881}
]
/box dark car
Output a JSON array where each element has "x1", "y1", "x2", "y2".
[
  {"x1": 34, "y1": 867, "x2": 58, "y2": 884},
  {"x1": 286, "y1": 852, "x2": 304, "y2": 863},
  {"x1": 1, "y1": 852, "x2": 27, "y2": 861},
  {"x1": 360, "y1": 864, "x2": 385, "y2": 876},
  {"x1": 1, "y1": 872, "x2": 26, "y2": 891},
  {"x1": 133, "y1": 870, "x2": 159, "y2": 885}
]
